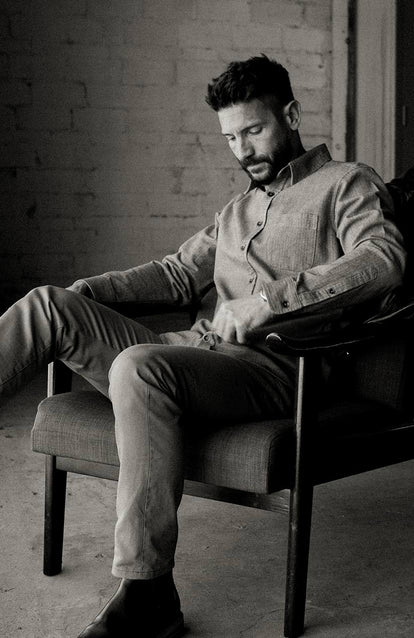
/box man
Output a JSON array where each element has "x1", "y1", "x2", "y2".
[{"x1": 0, "y1": 56, "x2": 406, "y2": 637}]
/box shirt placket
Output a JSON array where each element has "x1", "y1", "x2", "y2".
[{"x1": 244, "y1": 183, "x2": 286, "y2": 294}]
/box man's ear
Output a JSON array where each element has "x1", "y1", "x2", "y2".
[{"x1": 283, "y1": 100, "x2": 301, "y2": 131}]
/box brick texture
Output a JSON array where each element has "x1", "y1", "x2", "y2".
[{"x1": 0, "y1": 0, "x2": 333, "y2": 309}]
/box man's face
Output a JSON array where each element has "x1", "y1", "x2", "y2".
[{"x1": 218, "y1": 98, "x2": 294, "y2": 185}]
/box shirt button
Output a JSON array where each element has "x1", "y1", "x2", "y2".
[
  {"x1": 267, "y1": 191, "x2": 274, "y2": 197},
  {"x1": 282, "y1": 300, "x2": 290, "y2": 308},
  {"x1": 328, "y1": 288, "x2": 336, "y2": 295},
  {"x1": 249, "y1": 277, "x2": 254, "y2": 283},
  {"x1": 257, "y1": 221, "x2": 263, "y2": 226},
  {"x1": 241, "y1": 245, "x2": 246, "y2": 251}
]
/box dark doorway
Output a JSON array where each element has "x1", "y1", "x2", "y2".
[{"x1": 396, "y1": 0, "x2": 414, "y2": 174}]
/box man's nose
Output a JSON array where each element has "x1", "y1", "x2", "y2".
[{"x1": 234, "y1": 137, "x2": 254, "y2": 162}]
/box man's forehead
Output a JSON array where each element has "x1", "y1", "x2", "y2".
[{"x1": 217, "y1": 98, "x2": 274, "y2": 133}]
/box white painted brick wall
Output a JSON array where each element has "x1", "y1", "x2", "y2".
[{"x1": 0, "y1": 0, "x2": 333, "y2": 309}]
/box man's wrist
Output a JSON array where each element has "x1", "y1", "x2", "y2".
[{"x1": 257, "y1": 289, "x2": 275, "y2": 320}]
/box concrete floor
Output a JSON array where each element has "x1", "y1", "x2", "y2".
[{"x1": 0, "y1": 373, "x2": 413, "y2": 638}]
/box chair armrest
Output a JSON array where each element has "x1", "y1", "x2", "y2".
[
  {"x1": 265, "y1": 299, "x2": 414, "y2": 357},
  {"x1": 270, "y1": 299, "x2": 414, "y2": 504}
]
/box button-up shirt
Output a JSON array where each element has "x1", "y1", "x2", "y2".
[{"x1": 79, "y1": 145, "x2": 406, "y2": 383}]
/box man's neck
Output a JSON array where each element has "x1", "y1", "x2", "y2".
[{"x1": 263, "y1": 142, "x2": 306, "y2": 192}]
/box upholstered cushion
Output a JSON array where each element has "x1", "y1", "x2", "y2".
[
  {"x1": 33, "y1": 392, "x2": 119, "y2": 465},
  {"x1": 31, "y1": 391, "x2": 294, "y2": 493},
  {"x1": 183, "y1": 417, "x2": 294, "y2": 492},
  {"x1": 32, "y1": 390, "x2": 408, "y2": 494}
]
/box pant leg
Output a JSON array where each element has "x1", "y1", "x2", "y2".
[
  {"x1": 108, "y1": 344, "x2": 292, "y2": 579},
  {"x1": 0, "y1": 285, "x2": 163, "y2": 398}
]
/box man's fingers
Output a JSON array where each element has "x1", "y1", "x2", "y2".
[
  {"x1": 211, "y1": 299, "x2": 258, "y2": 344},
  {"x1": 235, "y1": 324, "x2": 248, "y2": 344},
  {"x1": 212, "y1": 308, "x2": 238, "y2": 343}
]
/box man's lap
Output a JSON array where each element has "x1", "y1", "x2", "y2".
[{"x1": 109, "y1": 341, "x2": 293, "y2": 421}]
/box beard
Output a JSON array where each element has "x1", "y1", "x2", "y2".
[{"x1": 239, "y1": 148, "x2": 292, "y2": 185}]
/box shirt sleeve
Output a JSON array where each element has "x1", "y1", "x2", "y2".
[
  {"x1": 262, "y1": 166, "x2": 406, "y2": 316},
  {"x1": 72, "y1": 218, "x2": 218, "y2": 304}
]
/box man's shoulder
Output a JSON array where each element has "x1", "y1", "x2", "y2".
[{"x1": 320, "y1": 157, "x2": 382, "y2": 184}]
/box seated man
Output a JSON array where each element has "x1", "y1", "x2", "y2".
[{"x1": 0, "y1": 55, "x2": 406, "y2": 638}]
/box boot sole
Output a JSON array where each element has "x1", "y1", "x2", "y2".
[{"x1": 155, "y1": 612, "x2": 185, "y2": 638}]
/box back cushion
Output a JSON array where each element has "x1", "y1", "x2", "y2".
[{"x1": 340, "y1": 334, "x2": 413, "y2": 415}]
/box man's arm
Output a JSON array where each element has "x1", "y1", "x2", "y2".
[
  {"x1": 213, "y1": 167, "x2": 406, "y2": 344},
  {"x1": 262, "y1": 167, "x2": 405, "y2": 315},
  {"x1": 67, "y1": 220, "x2": 218, "y2": 306}
]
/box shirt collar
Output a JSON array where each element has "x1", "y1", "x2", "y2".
[{"x1": 245, "y1": 144, "x2": 332, "y2": 193}]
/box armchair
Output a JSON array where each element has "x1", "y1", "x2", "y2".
[
  {"x1": 31, "y1": 295, "x2": 414, "y2": 637},
  {"x1": 31, "y1": 157, "x2": 414, "y2": 638}
]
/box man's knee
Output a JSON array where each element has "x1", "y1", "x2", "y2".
[
  {"x1": 18, "y1": 286, "x2": 84, "y2": 328},
  {"x1": 26, "y1": 284, "x2": 67, "y2": 305},
  {"x1": 109, "y1": 345, "x2": 170, "y2": 390}
]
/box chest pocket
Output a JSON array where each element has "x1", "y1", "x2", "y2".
[{"x1": 265, "y1": 212, "x2": 319, "y2": 273}]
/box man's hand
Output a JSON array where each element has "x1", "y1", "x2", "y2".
[{"x1": 211, "y1": 294, "x2": 275, "y2": 344}]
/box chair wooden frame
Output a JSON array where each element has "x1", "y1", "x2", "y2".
[{"x1": 37, "y1": 300, "x2": 414, "y2": 638}]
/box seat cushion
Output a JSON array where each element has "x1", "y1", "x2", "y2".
[
  {"x1": 33, "y1": 392, "x2": 119, "y2": 465},
  {"x1": 32, "y1": 391, "x2": 294, "y2": 493},
  {"x1": 32, "y1": 390, "x2": 411, "y2": 494}
]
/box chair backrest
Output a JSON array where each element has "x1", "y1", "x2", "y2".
[
  {"x1": 318, "y1": 174, "x2": 414, "y2": 415},
  {"x1": 358, "y1": 168, "x2": 414, "y2": 414},
  {"x1": 348, "y1": 332, "x2": 414, "y2": 415},
  {"x1": 387, "y1": 166, "x2": 414, "y2": 292}
]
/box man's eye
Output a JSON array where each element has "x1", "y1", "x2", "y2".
[{"x1": 249, "y1": 127, "x2": 262, "y2": 135}]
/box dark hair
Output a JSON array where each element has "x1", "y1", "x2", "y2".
[{"x1": 206, "y1": 54, "x2": 294, "y2": 112}]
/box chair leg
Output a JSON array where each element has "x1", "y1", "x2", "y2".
[
  {"x1": 283, "y1": 483, "x2": 314, "y2": 638},
  {"x1": 43, "y1": 455, "x2": 67, "y2": 576}
]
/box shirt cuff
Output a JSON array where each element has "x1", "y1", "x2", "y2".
[
  {"x1": 262, "y1": 278, "x2": 301, "y2": 314},
  {"x1": 262, "y1": 266, "x2": 378, "y2": 315}
]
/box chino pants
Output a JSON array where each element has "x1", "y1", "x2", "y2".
[{"x1": 0, "y1": 285, "x2": 291, "y2": 578}]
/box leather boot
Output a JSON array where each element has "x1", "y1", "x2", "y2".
[{"x1": 77, "y1": 572, "x2": 184, "y2": 638}]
